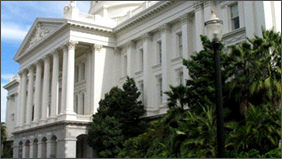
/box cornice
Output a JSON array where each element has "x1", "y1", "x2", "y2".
[{"x1": 114, "y1": 1, "x2": 176, "y2": 33}]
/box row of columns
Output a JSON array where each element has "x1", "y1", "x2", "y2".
[
  {"x1": 123, "y1": 12, "x2": 194, "y2": 108},
  {"x1": 16, "y1": 41, "x2": 79, "y2": 129}
]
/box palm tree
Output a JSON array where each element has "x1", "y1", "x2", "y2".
[
  {"x1": 1, "y1": 122, "x2": 6, "y2": 145},
  {"x1": 224, "y1": 29, "x2": 281, "y2": 114},
  {"x1": 225, "y1": 104, "x2": 281, "y2": 153}
]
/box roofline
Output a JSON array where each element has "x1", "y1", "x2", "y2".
[{"x1": 14, "y1": 18, "x2": 68, "y2": 62}]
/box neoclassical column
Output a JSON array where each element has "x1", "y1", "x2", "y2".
[
  {"x1": 37, "y1": 141, "x2": 44, "y2": 158},
  {"x1": 41, "y1": 55, "x2": 51, "y2": 121},
  {"x1": 50, "y1": 50, "x2": 60, "y2": 119},
  {"x1": 141, "y1": 33, "x2": 153, "y2": 107},
  {"x1": 126, "y1": 40, "x2": 135, "y2": 77},
  {"x1": 179, "y1": 13, "x2": 194, "y2": 81},
  {"x1": 33, "y1": 60, "x2": 43, "y2": 124},
  {"x1": 159, "y1": 24, "x2": 171, "y2": 103},
  {"x1": 20, "y1": 70, "x2": 28, "y2": 127},
  {"x1": 90, "y1": 44, "x2": 102, "y2": 114},
  {"x1": 60, "y1": 45, "x2": 68, "y2": 114},
  {"x1": 26, "y1": 65, "x2": 35, "y2": 125},
  {"x1": 46, "y1": 140, "x2": 52, "y2": 158},
  {"x1": 65, "y1": 41, "x2": 78, "y2": 114},
  {"x1": 15, "y1": 74, "x2": 22, "y2": 128},
  {"x1": 22, "y1": 144, "x2": 27, "y2": 158},
  {"x1": 194, "y1": 2, "x2": 204, "y2": 51},
  {"x1": 86, "y1": 51, "x2": 91, "y2": 114}
]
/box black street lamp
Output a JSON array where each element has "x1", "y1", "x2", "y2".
[{"x1": 204, "y1": 10, "x2": 225, "y2": 158}]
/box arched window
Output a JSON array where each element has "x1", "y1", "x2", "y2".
[
  {"x1": 18, "y1": 141, "x2": 23, "y2": 158},
  {"x1": 25, "y1": 140, "x2": 30, "y2": 158},
  {"x1": 41, "y1": 137, "x2": 47, "y2": 158},
  {"x1": 33, "y1": 139, "x2": 38, "y2": 158},
  {"x1": 50, "y1": 136, "x2": 57, "y2": 158},
  {"x1": 82, "y1": 93, "x2": 85, "y2": 115}
]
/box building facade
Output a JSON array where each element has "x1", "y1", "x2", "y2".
[{"x1": 4, "y1": 1, "x2": 281, "y2": 158}]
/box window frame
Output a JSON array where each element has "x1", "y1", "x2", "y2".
[{"x1": 229, "y1": 2, "x2": 240, "y2": 30}]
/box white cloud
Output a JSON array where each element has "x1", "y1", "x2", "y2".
[
  {"x1": 1, "y1": 22, "x2": 28, "y2": 42},
  {"x1": 1, "y1": 83, "x2": 7, "y2": 122},
  {"x1": 1, "y1": 74, "x2": 15, "y2": 81}
]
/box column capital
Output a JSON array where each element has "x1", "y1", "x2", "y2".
[
  {"x1": 7, "y1": 95, "x2": 12, "y2": 100},
  {"x1": 203, "y1": 1, "x2": 214, "y2": 8},
  {"x1": 159, "y1": 23, "x2": 171, "y2": 34},
  {"x1": 27, "y1": 64, "x2": 35, "y2": 71},
  {"x1": 67, "y1": 40, "x2": 78, "y2": 50},
  {"x1": 51, "y1": 48, "x2": 61, "y2": 56},
  {"x1": 19, "y1": 68, "x2": 28, "y2": 75},
  {"x1": 91, "y1": 44, "x2": 103, "y2": 52},
  {"x1": 114, "y1": 47, "x2": 121, "y2": 54},
  {"x1": 193, "y1": 1, "x2": 203, "y2": 11},
  {"x1": 141, "y1": 32, "x2": 152, "y2": 41},
  {"x1": 126, "y1": 40, "x2": 136, "y2": 49},
  {"x1": 35, "y1": 59, "x2": 43, "y2": 66},
  {"x1": 43, "y1": 54, "x2": 51, "y2": 61},
  {"x1": 179, "y1": 13, "x2": 194, "y2": 25}
]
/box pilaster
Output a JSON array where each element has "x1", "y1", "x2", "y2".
[
  {"x1": 159, "y1": 24, "x2": 171, "y2": 103},
  {"x1": 40, "y1": 55, "x2": 51, "y2": 123},
  {"x1": 33, "y1": 60, "x2": 43, "y2": 125},
  {"x1": 26, "y1": 65, "x2": 35, "y2": 126},
  {"x1": 50, "y1": 50, "x2": 60, "y2": 121}
]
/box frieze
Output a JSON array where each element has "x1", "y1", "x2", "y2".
[{"x1": 27, "y1": 23, "x2": 52, "y2": 49}]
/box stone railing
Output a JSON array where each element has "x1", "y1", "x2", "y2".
[
  {"x1": 78, "y1": 12, "x2": 96, "y2": 22},
  {"x1": 116, "y1": 1, "x2": 159, "y2": 24},
  {"x1": 8, "y1": 74, "x2": 19, "y2": 82}
]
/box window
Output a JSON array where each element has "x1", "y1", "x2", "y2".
[
  {"x1": 230, "y1": 3, "x2": 240, "y2": 30},
  {"x1": 124, "y1": 55, "x2": 127, "y2": 76},
  {"x1": 178, "y1": 33, "x2": 183, "y2": 57},
  {"x1": 11, "y1": 113, "x2": 14, "y2": 121},
  {"x1": 157, "y1": 41, "x2": 162, "y2": 64},
  {"x1": 139, "y1": 48, "x2": 144, "y2": 71},
  {"x1": 75, "y1": 95, "x2": 78, "y2": 114},
  {"x1": 82, "y1": 62, "x2": 85, "y2": 80},
  {"x1": 32, "y1": 105, "x2": 34, "y2": 121},
  {"x1": 139, "y1": 81, "x2": 144, "y2": 103},
  {"x1": 75, "y1": 65, "x2": 79, "y2": 82},
  {"x1": 176, "y1": 70, "x2": 183, "y2": 85},
  {"x1": 156, "y1": 76, "x2": 163, "y2": 105},
  {"x1": 82, "y1": 93, "x2": 85, "y2": 115}
]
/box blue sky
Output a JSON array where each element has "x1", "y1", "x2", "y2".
[{"x1": 1, "y1": 1, "x2": 90, "y2": 122}]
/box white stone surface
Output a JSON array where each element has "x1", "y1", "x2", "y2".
[{"x1": 3, "y1": 1, "x2": 280, "y2": 158}]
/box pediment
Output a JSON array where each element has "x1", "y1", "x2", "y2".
[{"x1": 14, "y1": 18, "x2": 67, "y2": 61}]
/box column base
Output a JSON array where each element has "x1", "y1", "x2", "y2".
[
  {"x1": 57, "y1": 113, "x2": 77, "y2": 121},
  {"x1": 39, "y1": 118, "x2": 47, "y2": 126},
  {"x1": 31, "y1": 121, "x2": 39, "y2": 127},
  {"x1": 47, "y1": 117, "x2": 57, "y2": 123},
  {"x1": 23, "y1": 124, "x2": 30, "y2": 129}
]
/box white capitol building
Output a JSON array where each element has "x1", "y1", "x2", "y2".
[{"x1": 3, "y1": 1, "x2": 281, "y2": 158}]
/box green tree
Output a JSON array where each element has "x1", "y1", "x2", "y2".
[
  {"x1": 224, "y1": 29, "x2": 281, "y2": 115},
  {"x1": 1, "y1": 122, "x2": 7, "y2": 157},
  {"x1": 87, "y1": 77, "x2": 146, "y2": 157}
]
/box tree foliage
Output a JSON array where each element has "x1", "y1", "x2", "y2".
[
  {"x1": 118, "y1": 29, "x2": 281, "y2": 158},
  {"x1": 87, "y1": 77, "x2": 146, "y2": 157}
]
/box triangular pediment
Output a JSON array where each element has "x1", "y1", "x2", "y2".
[{"x1": 14, "y1": 18, "x2": 67, "y2": 61}]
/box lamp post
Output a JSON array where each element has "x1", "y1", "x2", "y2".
[{"x1": 204, "y1": 10, "x2": 225, "y2": 158}]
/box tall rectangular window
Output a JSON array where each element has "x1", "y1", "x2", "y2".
[
  {"x1": 157, "y1": 77, "x2": 163, "y2": 105},
  {"x1": 157, "y1": 41, "x2": 162, "y2": 64},
  {"x1": 178, "y1": 33, "x2": 183, "y2": 57},
  {"x1": 124, "y1": 55, "x2": 127, "y2": 76},
  {"x1": 230, "y1": 3, "x2": 240, "y2": 30},
  {"x1": 139, "y1": 81, "x2": 144, "y2": 103},
  {"x1": 139, "y1": 48, "x2": 144, "y2": 71},
  {"x1": 75, "y1": 65, "x2": 79, "y2": 82},
  {"x1": 82, "y1": 62, "x2": 85, "y2": 80}
]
